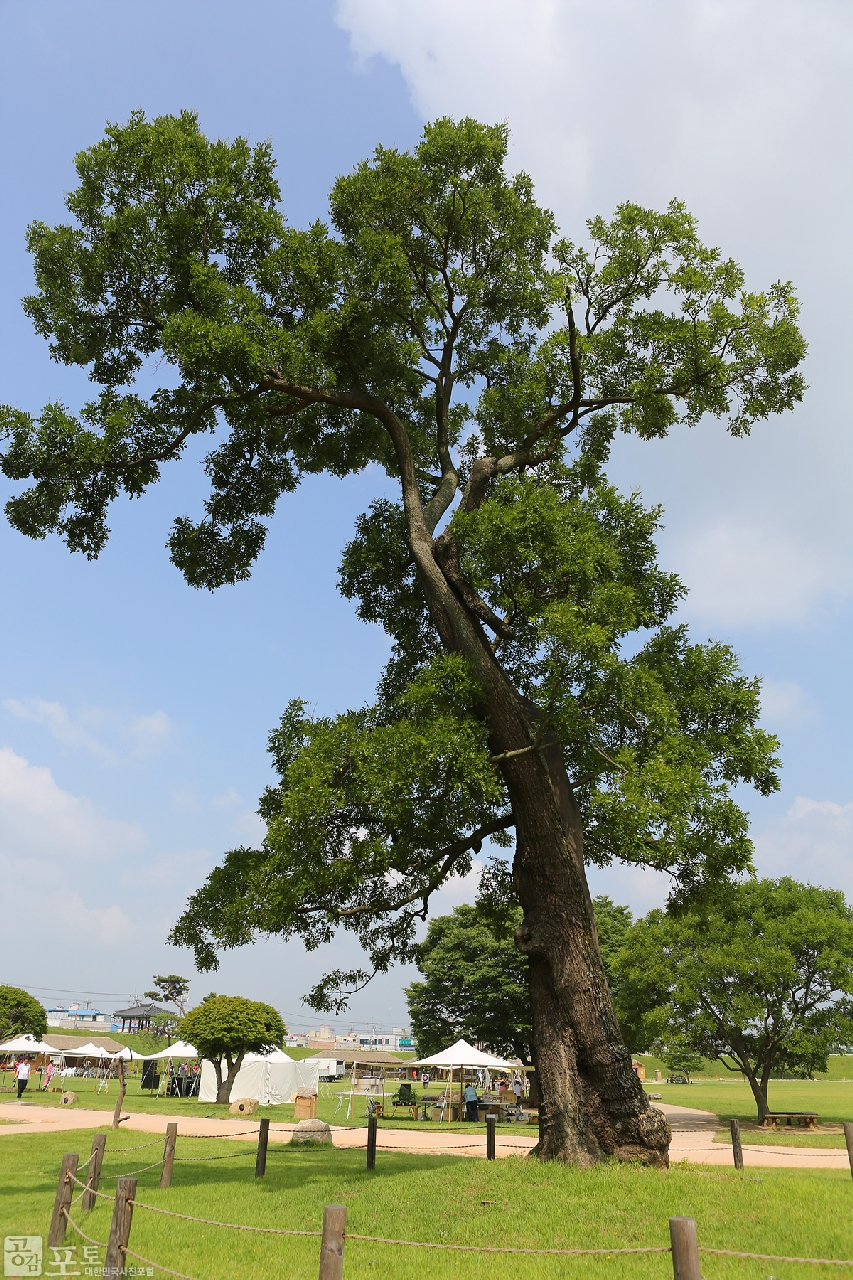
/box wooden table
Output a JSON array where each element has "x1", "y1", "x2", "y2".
[{"x1": 762, "y1": 1111, "x2": 820, "y2": 1130}]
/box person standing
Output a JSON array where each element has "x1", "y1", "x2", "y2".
[
  {"x1": 42, "y1": 1061, "x2": 54, "y2": 1091},
  {"x1": 15, "y1": 1057, "x2": 30, "y2": 1099},
  {"x1": 512, "y1": 1075, "x2": 523, "y2": 1103},
  {"x1": 463, "y1": 1080, "x2": 479, "y2": 1122}
]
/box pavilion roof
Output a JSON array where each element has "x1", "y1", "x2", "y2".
[{"x1": 112, "y1": 1002, "x2": 169, "y2": 1019}]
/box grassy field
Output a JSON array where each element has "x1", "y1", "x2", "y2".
[
  {"x1": 2, "y1": 1127, "x2": 853, "y2": 1279},
  {"x1": 645, "y1": 1078, "x2": 853, "y2": 1127}
]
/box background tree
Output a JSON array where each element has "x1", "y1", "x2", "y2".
[
  {"x1": 612, "y1": 878, "x2": 853, "y2": 1121},
  {"x1": 179, "y1": 995, "x2": 285, "y2": 1103},
  {"x1": 144, "y1": 975, "x2": 191, "y2": 1016},
  {"x1": 0, "y1": 111, "x2": 804, "y2": 1164},
  {"x1": 406, "y1": 884, "x2": 632, "y2": 1060},
  {"x1": 0, "y1": 985, "x2": 47, "y2": 1042}
]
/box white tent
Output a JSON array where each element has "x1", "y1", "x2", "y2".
[
  {"x1": 199, "y1": 1049, "x2": 321, "y2": 1105},
  {"x1": 111, "y1": 1046, "x2": 146, "y2": 1061},
  {"x1": 61, "y1": 1042, "x2": 112, "y2": 1058},
  {"x1": 142, "y1": 1041, "x2": 198, "y2": 1060},
  {"x1": 413, "y1": 1039, "x2": 514, "y2": 1070},
  {"x1": 0, "y1": 1034, "x2": 58, "y2": 1054}
]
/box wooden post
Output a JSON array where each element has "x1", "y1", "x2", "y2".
[
  {"x1": 844, "y1": 1122, "x2": 853, "y2": 1179},
  {"x1": 318, "y1": 1204, "x2": 346, "y2": 1280},
  {"x1": 48, "y1": 1154, "x2": 79, "y2": 1247},
  {"x1": 105, "y1": 1178, "x2": 136, "y2": 1274},
  {"x1": 486, "y1": 1113, "x2": 496, "y2": 1160},
  {"x1": 82, "y1": 1135, "x2": 106, "y2": 1211},
  {"x1": 730, "y1": 1117, "x2": 744, "y2": 1170},
  {"x1": 366, "y1": 1114, "x2": 377, "y2": 1171},
  {"x1": 112, "y1": 1057, "x2": 126, "y2": 1130},
  {"x1": 669, "y1": 1217, "x2": 701, "y2": 1280},
  {"x1": 160, "y1": 1122, "x2": 177, "y2": 1189},
  {"x1": 256, "y1": 1117, "x2": 270, "y2": 1178}
]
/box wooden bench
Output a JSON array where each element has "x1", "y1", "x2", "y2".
[{"x1": 762, "y1": 1111, "x2": 819, "y2": 1130}]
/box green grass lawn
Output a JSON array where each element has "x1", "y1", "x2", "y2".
[
  {"x1": 645, "y1": 1078, "x2": 853, "y2": 1127},
  {"x1": 3, "y1": 1128, "x2": 853, "y2": 1279}
]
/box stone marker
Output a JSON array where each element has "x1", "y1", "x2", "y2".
[
  {"x1": 229, "y1": 1097, "x2": 259, "y2": 1116},
  {"x1": 61, "y1": 1092, "x2": 78, "y2": 1106},
  {"x1": 291, "y1": 1119, "x2": 332, "y2": 1144}
]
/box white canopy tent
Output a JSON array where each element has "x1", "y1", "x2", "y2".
[
  {"x1": 413, "y1": 1039, "x2": 514, "y2": 1070},
  {"x1": 199, "y1": 1049, "x2": 321, "y2": 1105},
  {"x1": 0, "y1": 1034, "x2": 58, "y2": 1054},
  {"x1": 62, "y1": 1042, "x2": 112, "y2": 1058},
  {"x1": 111, "y1": 1046, "x2": 146, "y2": 1061},
  {"x1": 142, "y1": 1041, "x2": 198, "y2": 1060},
  {"x1": 413, "y1": 1039, "x2": 517, "y2": 1122}
]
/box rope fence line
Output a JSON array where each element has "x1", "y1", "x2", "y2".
[
  {"x1": 100, "y1": 1161, "x2": 165, "y2": 1179},
  {"x1": 128, "y1": 1199, "x2": 324, "y2": 1238},
  {"x1": 700, "y1": 1246, "x2": 853, "y2": 1266}
]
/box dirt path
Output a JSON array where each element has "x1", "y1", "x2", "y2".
[{"x1": 0, "y1": 1100, "x2": 848, "y2": 1168}]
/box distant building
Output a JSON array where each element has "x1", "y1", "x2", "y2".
[{"x1": 46, "y1": 1006, "x2": 113, "y2": 1030}]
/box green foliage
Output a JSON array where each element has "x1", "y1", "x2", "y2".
[
  {"x1": 144, "y1": 975, "x2": 191, "y2": 1015},
  {"x1": 1, "y1": 111, "x2": 805, "y2": 1007},
  {"x1": 179, "y1": 995, "x2": 285, "y2": 1063},
  {"x1": 405, "y1": 889, "x2": 633, "y2": 1058},
  {"x1": 0, "y1": 985, "x2": 47, "y2": 1042},
  {"x1": 613, "y1": 878, "x2": 853, "y2": 1114}
]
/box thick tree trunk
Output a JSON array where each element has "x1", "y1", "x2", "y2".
[{"x1": 507, "y1": 731, "x2": 670, "y2": 1165}]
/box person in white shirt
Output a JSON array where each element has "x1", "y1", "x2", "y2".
[
  {"x1": 14, "y1": 1058, "x2": 31, "y2": 1099},
  {"x1": 512, "y1": 1076, "x2": 523, "y2": 1102}
]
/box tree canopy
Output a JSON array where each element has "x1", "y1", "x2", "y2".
[
  {"x1": 406, "y1": 888, "x2": 633, "y2": 1060},
  {"x1": 612, "y1": 878, "x2": 853, "y2": 1119},
  {"x1": 180, "y1": 994, "x2": 285, "y2": 1103},
  {"x1": 144, "y1": 975, "x2": 191, "y2": 1016},
  {"x1": 0, "y1": 985, "x2": 48, "y2": 1043}
]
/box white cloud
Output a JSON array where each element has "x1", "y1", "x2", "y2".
[
  {"x1": 753, "y1": 796, "x2": 853, "y2": 896},
  {"x1": 3, "y1": 698, "x2": 172, "y2": 762},
  {"x1": 760, "y1": 679, "x2": 819, "y2": 727},
  {"x1": 0, "y1": 747, "x2": 143, "y2": 947},
  {"x1": 672, "y1": 520, "x2": 843, "y2": 627},
  {"x1": 0, "y1": 746, "x2": 146, "y2": 862}
]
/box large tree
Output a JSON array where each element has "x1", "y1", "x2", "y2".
[
  {"x1": 406, "y1": 887, "x2": 632, "y2": 1060},
  {"x1": 180, "y1": 994, "x2": 285, "y2": 1104},
  {"x1": 0, "y1": 112, "x2": 804, "y2": 1164},
  {"x1": 0, "y1": 985, "x2": 48, "y2": 1043},
  {"x1": 613, "y1": 879, "x2": 853, "y2": 1121}
]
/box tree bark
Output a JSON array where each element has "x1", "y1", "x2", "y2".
[
  {"x1": 425, "y1": 570, "x2": 669, "y2": 1163},
  {"x1": 215, "y1": 1053, "x2": 244, "y2": 1104}
]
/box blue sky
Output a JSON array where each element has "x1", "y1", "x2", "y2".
[{"x1": 1, "y1": 0, "x2": 851, "y2": 1031}]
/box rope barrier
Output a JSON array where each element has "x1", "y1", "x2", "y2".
[
  {"x1": 345, "y1": 1233, "x2": 672, "y2": 1257},
  {"x1": 128, "y1": 1199, "x2": 322, "y2": 1237},
  {"x1": 173, "y1": 1151, "x2": 257, "y2": 1163},
  {"x1": 100, "y1": 1161, "x2": 165, "y2": 1178},
  {"x1": 700, "y1": 1246, "x2": 853, "y2": 1266},
  {"x1": 68, "y1": 1172, "x2": 115, "y2": 1202},
  {"x1": 63, "y1": 1209, "x2": 201, "y2": 1280},
  {"x1": 62, "y1": 1210, "x2": 107, "y2": 1250}
]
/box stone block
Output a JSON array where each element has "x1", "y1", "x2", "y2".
[
  {"x1": 291, "y1": 1118, "x2": 331, "y2": 1144},
  {"x1": 229, "y1": 1097, "x2": 259, "y2": 1116}
]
